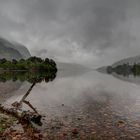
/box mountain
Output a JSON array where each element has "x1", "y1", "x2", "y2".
[
  {"x1": 112, "y1": 55, "x2": 140, "y2": 67},
  {"x1": 57, "y1": 62, "x2": 91, "y2": 78},
  {"x1": 0, "y1": 37, "x2": 31, "y2": 102},
  {"x1": 97, "y1": 55, "x2": 140, "y2": 73},
  {"x1": 0, "y1": 39, "x2": 22, "y2": 60},
  {"x1": 57, "y1": 62, "x2": 88, "y2": 70},
  {"x1": 10, "y1": 41, "x2": 31, "y2": 59},
  {"x1": 0, "y1": 37, "x2": 31, "y2": 60},
  {"x1": 97, "y1": 66, "x2": 108, "y2": 74}
]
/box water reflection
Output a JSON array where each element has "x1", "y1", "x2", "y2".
[
  {"x1": 0, "y1": 70, "x2": 56, "y2": 83},
  {"x1": 0, "y1": 70, "x2": 57, "y2": 138},
  {"x1": 2, "y1": 69, "x2": 140, "y2": 139},
  {"x1": 103, "y1": 67, "x2": 140, "y2": 85},
  {"x1": 0, "y1": 70, "x2": 56, "y2": 110}
]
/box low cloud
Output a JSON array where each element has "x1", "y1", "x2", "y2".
[{"x1": 0, "y1": 0, "x2": 140, "y2": 67}]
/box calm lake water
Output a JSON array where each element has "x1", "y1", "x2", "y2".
[{"x1": 1, "y1": 68, "x2": 140, "y2": 139}]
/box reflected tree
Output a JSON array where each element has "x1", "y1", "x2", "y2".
[{"x1": 0, "y1": 70, "x2": 57, "y2": 139}]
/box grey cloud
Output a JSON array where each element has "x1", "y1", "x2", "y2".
[
  {"x1": 25, "y1": 0, "x2": 128, "y2": 50},
  {"x1": 0, "y1": 0, "x2": 139, "y2": 67}
]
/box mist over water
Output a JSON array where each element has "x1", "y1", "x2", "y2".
[
  {"x1": 1, "y1": 0, "x2": 140, "y2": 139},
  {"x1": 0, "y1": 0, "x2": 140, "y2": 67},
  {"x1": 1, "y1": 68, "x2": 140, "y2": 138}
]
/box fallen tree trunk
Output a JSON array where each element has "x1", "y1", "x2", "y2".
[{"x1": 0, "y1": 104, "x2": 42, "y2": 126}]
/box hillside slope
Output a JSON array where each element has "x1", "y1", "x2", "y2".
[
  {"x1": 0, "y1": 37, "x2": 31, "y2": 102},
  {"x1": 112, "y1": 55, "x2": 140, "y2": 67},
  {"x1": 0, "y1": 37, "x2": 31, "y2": 60},
  {"x1": 11, "y1": 41, "x2": 31, "y2": 59}
]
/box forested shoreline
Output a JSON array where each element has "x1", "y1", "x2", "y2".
[
  {"x1": 0, "y1": 56, "x2": 57, "y2": 72},
  {"x1": 107, "y1": 63, "x2": 140, "y2": 76}
]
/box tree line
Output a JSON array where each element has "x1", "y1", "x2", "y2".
[
  {"x1": 107, "y1": 63, "x2": 140, "y2": 76},
  {"x1": 0, "y1": 56, "x2": 57, "y2": 72}
]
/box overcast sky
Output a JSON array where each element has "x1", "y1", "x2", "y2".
[{"x1": 0, "y1": 0, "x2": 140, "y2": 67}]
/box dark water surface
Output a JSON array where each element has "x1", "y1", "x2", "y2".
[{"x1": 1, "y1": 69, "x2": 140, "y2": 139}]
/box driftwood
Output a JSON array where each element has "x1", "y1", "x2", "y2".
[
  {"x1": 0, "y1": 104, "x2": 42, "y2": 126},
  {"x1": 0, "y1": 82, "x2": 42, "y2": 126},
  {"x1": 0, "y1": 82, "x2": 44, "y2": 139}
]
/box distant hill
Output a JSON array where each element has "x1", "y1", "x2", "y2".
[
  {"x1": 0, "y1": 37, "x2": 31, "y2": 60},
  {"x1": 97, "y1": 55, "x2": 140, "y2": 73},
  {"x1": 112, "y1": 55, "x2": 140, "y2": 67},
  {"x1": 0, "y1": 37, "x2": 31, "y2": 102},
  {"x1": 57, "y1": 62, "x2": 88, "y2": 70},
  {"x1": 10, "y1": 41, "x2": 31, "y2": 59},
  {"x1": 56, "y1": 62, "x2": 91, "y2": 78},
  {"x1": 97, "y1": 66, "x2": 108, "y2": 73}
]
